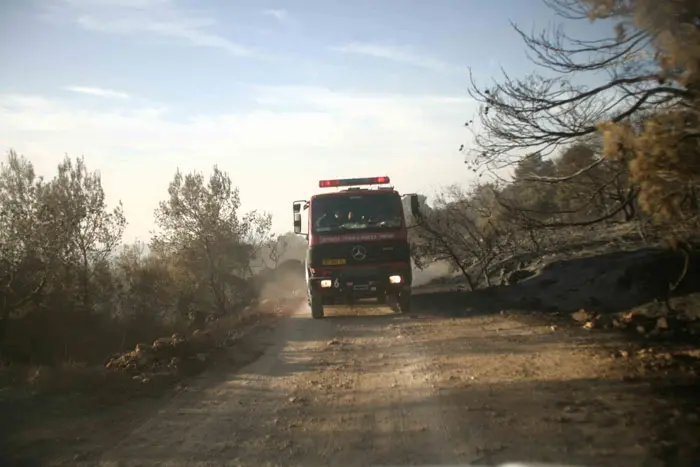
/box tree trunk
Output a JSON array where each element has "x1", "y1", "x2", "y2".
[
  {"x1": 80, "y1": 249, "x2": 91, "y2": 314},
  {"x1": 204, "y1": 244, "x2": 227, "y2": 316},
  {"x1": 455, "y1": 261, "x2": 475, "y2": 291},
  {"x1": 528, "y1": 229, "x2": 540, "y2": 252},
  {"x1": 0, "y1": 296, "x2": 8, "y2": 354},
  {"x1": 481, "y1": 264, "x2": 491, "y2": 287},
  {"x1": 214, "y1": 282, "x2": 227, "y2": 316},
  {"x1": 623, "y1": 196, "x2": 636, "y2": 221}
]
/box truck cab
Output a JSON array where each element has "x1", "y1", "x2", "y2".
[{"x1": 292, "y1": 176, "x2": 419, "y2": 319}]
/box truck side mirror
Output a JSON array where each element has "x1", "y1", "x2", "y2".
[
  {"x1": 292, "y1": 200, "x2": 305, "y2": 235},
  {"x1": 293, "y1": 212, "x2": 302, "y2": 234}
]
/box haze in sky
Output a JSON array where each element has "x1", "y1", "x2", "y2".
[{"x1": 0, "y1": 0, "x2": 590, "y2": 241}]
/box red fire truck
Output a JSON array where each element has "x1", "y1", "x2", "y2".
[{"x1": 293, "y1": 176, "x2": 419, "y2": 319}]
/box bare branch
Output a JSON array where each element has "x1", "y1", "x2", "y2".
[
  {"x1": 522, "y1": 157, "x2": 605, "y2": 183},
  {"x1": 461, "y1": 0, "x2": 696, "y2": 172}
]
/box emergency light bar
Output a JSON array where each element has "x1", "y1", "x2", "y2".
[{"x1": 319, "y1": 176, "x2": 390, "y2": 188}]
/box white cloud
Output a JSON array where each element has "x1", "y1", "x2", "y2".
[
  {"x1": 331, "y1": 42, "x2": 464, "y2": 72},
  {"x1": 262, "y1": 9, "x2": 289, "y2": 23},
  {"x1": 65, "y1": 86, "x2": 131, "y2": 99},
  {"x1": 47, "y1": 0, "x2": 258, "y2": 57},
  {"x1": 1, "y1": 87, "x2": 476, "y2": 242}
]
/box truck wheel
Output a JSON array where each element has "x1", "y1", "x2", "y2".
[
  {"x1": 310, "y1": 292, "x2": 324, "y2": 319},
  {"x1": 398, "y1": 292, "x2": 411, "y2": 313},
  {"x1": 377, "y1": 291, "x2": 387, "y2": 304},
  {"x1": 388, "y1": 294, "x2": 400, "y2": 313}
]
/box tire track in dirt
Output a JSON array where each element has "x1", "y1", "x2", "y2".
[
  {"x1": 86, "y1": 302, "x2": 690, "y2": 466},
  {"x1": 305, "y1": 311, "x2": 463, "y2": 466},
  {"x1": 90, "y1": 305, "x2": 470, "y2": 466}
]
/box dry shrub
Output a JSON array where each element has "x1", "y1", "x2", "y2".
[
  {"x1": 588, "y1": 0, "x2": 700, "y2": 241},
  {"x1": 599, "y1": 110, "x2": 700, "y2": 233},
  {"x1": 24, "y1": 363, "x2": 112, "y2": 394},
  {"x1": 1, "y1": 306, "x2": 176, "y2": 366}
]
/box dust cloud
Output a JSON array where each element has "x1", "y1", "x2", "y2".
[
  {"x1": 411, "y1": 260, "x2": 452, "y2": 287},
  {"x1": 256, "y1": 259, "x2": 306, "y2": 302}
]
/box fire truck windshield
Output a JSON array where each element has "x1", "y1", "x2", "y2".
[{"x1": 312, "y1": 192, "x2": 403, "y2": 234}]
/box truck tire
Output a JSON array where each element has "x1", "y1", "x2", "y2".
[
  {"x1": 377, "y1": 290, "x2": 387, "y2": 304},
  {"x1": 398, "y1": 292, "x2": 411, "y2": 313},
  {"x1": 310, "y1": 292, "x2": 324, "y2": 319},
  {"x1": 388, "y1": 294, "x2": 401, "y2": 313}
]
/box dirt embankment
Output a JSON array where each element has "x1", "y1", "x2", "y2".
[
  {"x1": 418, "y1": 242, "x2": 700, "y2": 383},
  {"x1": 0, "y1": 297, "x2": 303, "y2": 466}
]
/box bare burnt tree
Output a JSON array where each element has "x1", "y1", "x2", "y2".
[
  {"x1": 463, "y1": 0, "x2": 691, "y2": 175},
  {"x1": 410, "y1": 185, "x2": 521, "y2": 289},
  {"x1": 410, "y1": 204, "x2": 477, "y2": 291}
]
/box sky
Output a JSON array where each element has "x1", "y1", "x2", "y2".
[{"x1": 0, "y1": 0, "x2": 609, "y2": 243}]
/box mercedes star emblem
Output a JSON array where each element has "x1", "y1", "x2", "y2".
[{"x1": 351, "y1": 245, "x2": 367, "y2": 261}]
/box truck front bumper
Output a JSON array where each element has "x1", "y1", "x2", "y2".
[{"x1": 309, "y1": 264, "x2": 411, "y2": 302}]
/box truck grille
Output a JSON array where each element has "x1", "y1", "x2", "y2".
[{"x1": 309, "y1": 239, "x2": 410, "y2": 267}]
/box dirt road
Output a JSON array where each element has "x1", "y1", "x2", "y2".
[{"x1": 78, "y1": 298, "x2": 696, "y2": 467}]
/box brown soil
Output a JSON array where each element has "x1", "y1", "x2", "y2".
[
  {"x1": 3, "y1": 242, "x2": 700, "y2": 467},
  {"x1": 3, "y1": 297, "x2": 696, "y2": 467}
]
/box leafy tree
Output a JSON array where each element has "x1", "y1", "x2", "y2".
[
  {"x1": 0, "y1": 151, "x2": 73, "y2": 344},
  {"x1": 52, "y1": 156, "x2": 126, "y2": 313},
  {"x1": 153, "y1": 166, "x2": 272, "y2": 317},
  {"x1": 0, "y1": 150, "x2": 284, "y2": 365},
  {"x1": 505, "y1": 154, "x2": 559, "y2": 218},
  {"x1": 493, "y1": 140, "x2": 636, "y2": 228}
]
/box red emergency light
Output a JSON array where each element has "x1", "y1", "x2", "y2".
[{"x1": 319, "y1": 176, "x2": 390, "y2": 188}]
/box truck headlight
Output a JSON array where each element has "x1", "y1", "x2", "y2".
[
  {"x1": 389, "y1": 275, "x2": 402, "y2": 284},
  {"x1": 320, "y1": 279, "x2": 332, "y2": 288}
]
